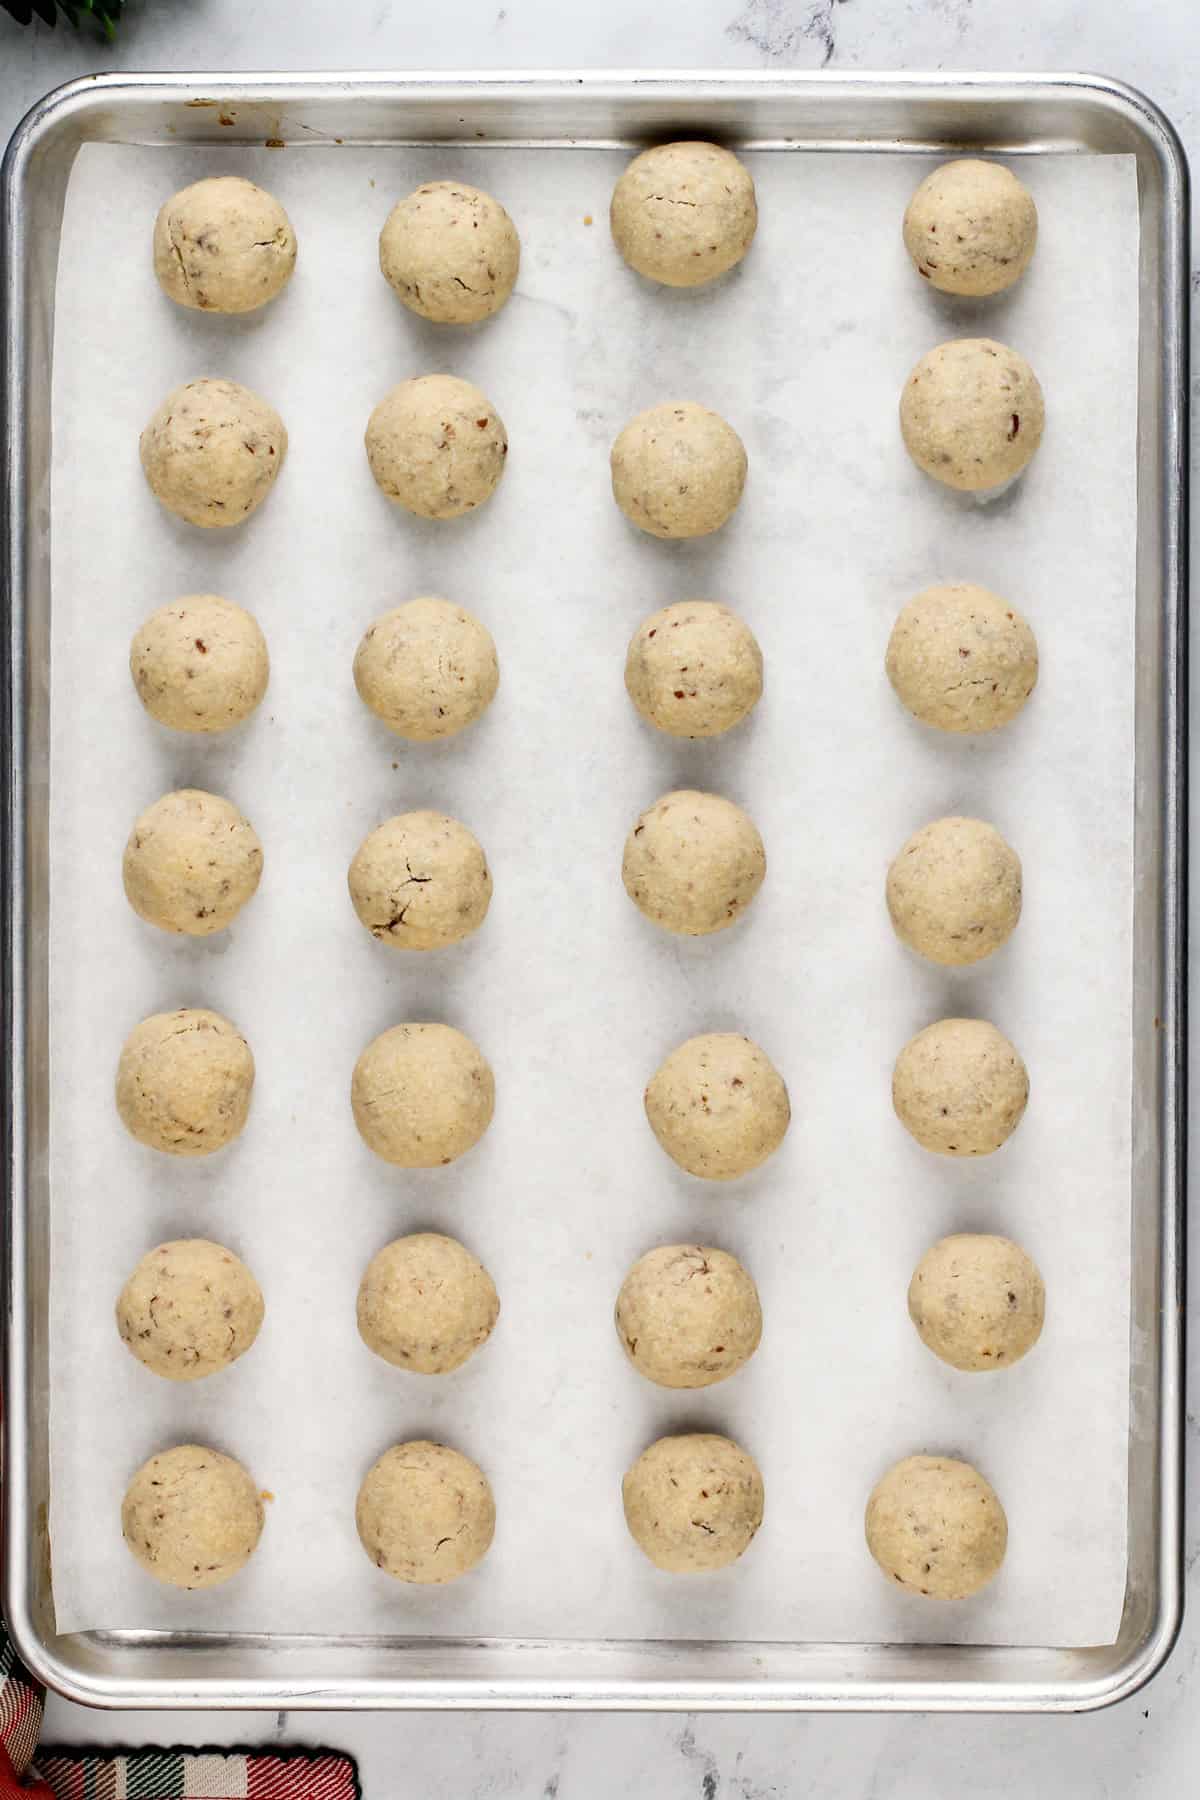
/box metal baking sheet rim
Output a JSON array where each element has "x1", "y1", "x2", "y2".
[{"x1": 1, "y1": 70, "x2": 1186, "y2": 1714}]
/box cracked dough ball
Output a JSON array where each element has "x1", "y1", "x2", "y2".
[
  {"x1": 625, "y1": 601, "x2": 762, "y2": 739},
  {"x1": 908, "y1": 1233, "x2": 1045, "y2": 1371},
  {"x1": 123, "y1": 788, "x2": 263, "y2": 936},
  {"x1": 611, "y1": 402, "x2": 746, "y2": 539},
  {"x1": 356, "y1": 1441, "x2": 495, "y2": 1584},
  {"x1": 615, "y1": 1244, "x2": 762, "y2": 1389},
  {"x1": 351, "y1": 1023, "x2": 495, "y2": 1168},
  {"x1": 348, "y1": 811, "x2": 491, "y2": 951},
  {"x1": 886, "y1": 815, "x2": 1021, "y2": 966},
  {"x1": 116, "y1": 1007, "x2": 254, "y2": 1156},
  {"x1": 865, "y1": 1454, "x2": 1007, "y2": 1600},
  {"x1": 130, "y1": 595, "x2": 269, "y2": 733},
  {"x1": 380, "y1": 180, "x2": 520, "y2": 323},
  {"x1": 900, "y1": 338, "x2": 1044, "y2": 492},
  {"x1": 354, "y1": 597, "x2": 498, "y2": 741},
  {"x1": 611, "y1": 141, "x2": 756, "y2": 288},
  {"x1": 886, "y1": 584, "x2": 1037, "y2": 734},
  {"x1": 153, "y1": 175, "x2": 297, "y2": 314},
  {"x1": 116, "y1": 1238, "x2": 264, "y2": 1381},
  {"x1": 140, "y1": 378, "x2": 287, "y2": 528},
  {"x1": 357, "y1": 1231, "x2": 499, "y2": 1372},
  {"x1": 623, "y1": 789, "x2": 765, "y2": 936},
  {"x1": 623, "y1": 1433, "x2": 764, "y2": 1573},
  {"x1": 365, "y1": 375, "x2": 507, "y2": 519},
  {"x1": 122, "y1": 1444, "x2": 264, "y2": 1590},
  {"x1": 645, "y1": 1032, "x2": 790, "y2": 1180},
  {"x1": 903, "y1": 159, "x2": 1037, "y2": 297},
  {"x1": 893, "y1": 1018, "x2": 1029, "y2": 1157}
]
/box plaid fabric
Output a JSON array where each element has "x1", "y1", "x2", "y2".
[
  {"x1": 0, "y1": 1634, "x2": 45, "y2": 1779},
  {"x1": 33, "y1": 1748, "x2": 360, "y2": 1799}
]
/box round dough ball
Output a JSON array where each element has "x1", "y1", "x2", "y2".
[
  {"x1": 347, "y1": 811, "x2": 491, "y2": 951},
  {"x1": 351, "y1": 1023, "x2": 495, "y2": 1168},
  {"x1": 886, "y1": 584, "x2": 1038, "y2": 734},
  {"x1": 357, "y1": 1231, "x2": 499, "y2": 1372},
  {"x1": 614, "y1": 1244, "x2": 762, "y2": 1389},
  {"x1": 353, "y1": 597, "x2": 498, "y2": 741},
  {"x1": 622, "y1": 789, "x2": 765, "y2": 937},
  {"x1": 900, "y1": 338, "x2": 1044, "y2": 493},
  {"x1": 116, "y1": 1238, "x2": 264, "y2": 1381},
  {"x1": 122, "y1": 1444, "x2": 264, "y2": 1590},
  {"x1": 611, "y1": 402, "x2": 746, "y2": 540},
  {"x1": 865, "y1": 1454, "x2": 1007, "y2": 1600},
  {"x1": 122, "y1": 788, "x2": 263, "y2": 936},
  {"x1": 908, "y1": 1233, "x2": 1045, "y2": 1371},
  {"x1": 130, "y1": 595, "x2": 269, "y2": 733},
  {"x1": 625, "y1": 601, "x2": 762, "y2": 739},
  {"x1": 886, "y1": 815, "x2": 1021, "y2": 966},
  {"x1": 379, "y1": 180, "x2": 520, "y2": 323},
  {"x1": 116, "y1": 1007, "x2": 254, "y2": 1156},
  {"x1": 153, "y1": 176, "x2": 297, "y2": 314},
  {"x1": 645, "y1": 1032, "x2": 790, "y2": 1180},
  {"x1": 610, "y1": 141, "x2": 757, "y2": 288},
  {"x1": 893, "y1": 1017, "x2": 1029, "y2": 1157},
  {"x1": 903, "y1": 159, "x2": 1037, "y2": 297},
  {"x1": 623, "y1": 1433, "x2": 764, "y2": 1573},
  {"x1": 140, "y1": 378, "x2": 287, "y2": 528},
  {"x1": 356, "y1": 1440, "x2": 495, "y2": 1584},
  {"x1": 365, "y1": 375, "x2": 507, "y2": 520}
]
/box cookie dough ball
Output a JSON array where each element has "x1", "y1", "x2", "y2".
[
  {"x1": 625, "y1": 601, "x2": 762, "y2": 739},
  {"x1": 623, "y1": 1434, "x2": 764, "y2": 1572},
  {"x1": 865, "y1": 1454, "x2": 1007, "y2": 1600},
  {"x1": 908, "y1": 1234, "x2": 1045, "y2": 1371},
  {"x1": 122, "y1": 1444, "x2": 264, "y2": 1590},
  {"x1": 348, "y1": 811, "x2": 491, "y2": 951},
  {"x1": 351, "y1": 1023, "x2": 495, "y2": 1168},
  {"x1": 611, "y1": 402, "x2": 747, "y2": 539},
  {"x1": 356, "y1": 1441, "x2": 495, "y2": 1584},
  {"x1": 140, "y1": 378, "x2": 287, "y2": 528},
  {"x1": 610, "y1": 141, "x2": 757, "y2": 288},
  {"x1": 900, "y1": 339, "x2": 1044, "y2": 493},
  {"x1": 380, "y1": 181, "x2": 520, "y2": 323},
  {"x1": 893, "y1": 1018, "x2": 1029, "y2": 1157},
  {"x1": 117, "y1": 1238, "x2": 264, "y2": 1381},
  {"x1": 130, "y1": 595, "x2": 269, "y2": 733},
  {"x1": 886, "y1": 815, "x2": 1021, "y2": 966},
  {"x1": 886, "y1": 584, "x2": 1038, "y2": 734},
  {"x1": 622, "y1": 789, "x2": 765, "y2": 937},
  {"x1": 357, "y1": 1232, "x2": 499, "y2": 1372},
  {"x1": 645, "y1": 1032, "x2": 790, "y2": 1180},
  {"x1": 153, "y1": 176, "x2": 297, "y2": 314},
  {"x1": 354, "y1": 597, "x2": 498, "y2": 741},
  {"x1": 615, "y1": 1244, "x2": 762, "y2": 1389},
  {"x1": 903, "y1": 159, "x2": 1037, "y2": 297},
  {"x1": 365, "y1": 375, "x2": 507, "y2": 520},
  {"x1": 116, "y1": 1008, "x2": 254, "y2": 1156},
  {"x1": 123, "y1": 789, "x2": 263, "y2": 936}
]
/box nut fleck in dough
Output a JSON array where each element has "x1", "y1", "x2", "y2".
[
  {"x1": 865, "y1": 1454, "x2": 1007, "y2": 1600},
  {"x1": 356, "y1": 1440, "x2": 495, "y2": 1584},
  {"x1": 354, "y1": 597, "x2": 498, "y2": 741},
  {"x1": 623, "y1": 1433, "x2": 764, "y2": 1572},
  {"x1": 611, "y1": 402, "x2": 747, "y2": 539},
  {"x1": 886, "y1": 584, "x2": 1038, "y2": 734},
  {"x1": 116, "y1": 1008, "x2": 254, "y2": 1156},
  {"x1": 625, "y1": 601, "x2": 762, "y2": 739},
  {"x1": 380, "y1": 181, "x2": 520, "y2": 323},
  {"x1": 645, "y1": 1032, "x2": 790, "y2": 1180},
  {"x1": 348, "y1": 811, "x2": 491, "y2": 951},
  {"x1": 130, "y1": 595, "x2": 269, "y2": 733},
  {"x1": 610, "y1": 141, "x2": 757, "y2": 288},
  {"x1": 351, "y1": 1023, "x2": 495, "y2": 1168},
  {"x1": 903, "y1": 159, "x2": 1037, "y2": 297},
  {"x1": 116, "y1": 1238, "x2": 264, "y2": 1381},
  {"x1": 615, "y1": 1244, "x2": 762, "y2": 1389},
  {"x1": 123, "y1": 789, "x2": 263, "y2": 936},
  {"x1": 886, "y1": 815, "x2": 1021, "y2": 967},
  {"x1": 357, "y1": 1231, "x2": 499, "y2": 1372},
  {"x1": 140, "y1": 378, "x2": 287, "y2": 528},
  {"x1": 893, "y1": 1018, "x2": 1029, "y2": 1157},
  {"x1": 622, "y1": 789, "x2": 765, "y2": 937},
  {"x1": 900, "y1": 339, "x2": 1044, "y2": 493},
  {"x1": 908, "y1": 1233, "x2": 1045, "y2": 1371},
  {"x1": 122, "y1": 1444, "x2": 264, "y2": 1590},
  {"x1": 153, "y1": 176, "x2": 297, "y2": 313},
  {"x1": 365, "y1": 374, "x2": 507, "y2": 519}
]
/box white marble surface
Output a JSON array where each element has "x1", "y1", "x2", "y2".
[{"x1": 2, "y1": 0, "x2": 1198, "y2": 1792}]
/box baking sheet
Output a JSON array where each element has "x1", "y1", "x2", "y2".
[{"x1": 47, "y1": 141, "x2": 1138, "y2": 1646}]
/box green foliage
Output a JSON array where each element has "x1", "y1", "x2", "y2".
[{"x1": 1, "y1": 0, "x2": 123, "y2": 38}]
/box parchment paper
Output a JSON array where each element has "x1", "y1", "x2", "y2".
[{"x1": 48, "y1": 141, "x2": 1138, "y2": 1646}]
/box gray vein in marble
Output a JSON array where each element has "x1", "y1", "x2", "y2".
[{"x1": 725, "y1": 0, "x2": 850, "y2": 67}]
